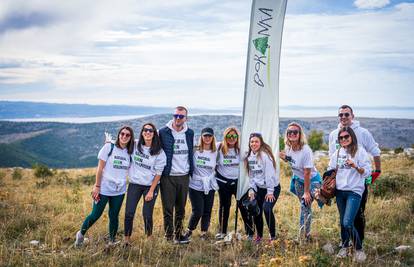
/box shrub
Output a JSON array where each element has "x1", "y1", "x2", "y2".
[
  {"x1": 394, "y1": 147, "x2": 404, "y2": 154},
  {"x1": 371, "y1": 173, "x2": 414, "y2": 198},
  {"x1": 33, "y1": 164, "x2": 54, "y2": 178},
  {"x1": 55, "y1": 171, "x2": 72, "y2": 186},
  {"x1": 78, "y1": 174, "x2": 95, "y2": 185},
  {"x1": 308, "y1": 130, "x2": 325, "y2": 151},
  {"x1": 279, "y1": 136, "x2": 285, "y2": 151},
  {"x1": 12, "y1": 168, "x2": 22, "y2": 180}
]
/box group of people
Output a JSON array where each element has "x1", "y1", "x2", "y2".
[{"x1": 74, "y1": 105, "x2": 381, "y2": 263}]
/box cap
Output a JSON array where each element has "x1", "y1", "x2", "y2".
[{"x1": 201, "y1": 127, "x2": 214, "y2": 136}]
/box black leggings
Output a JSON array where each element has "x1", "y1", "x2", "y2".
[
  {"x1": 124, "y1": 183, "x2": 159, "y2": 236},
  {"x1": 217, "y1": 172, "x2": 251, "y2": 235},
  {"x1": 188, "y1": 188, "x2": 215, "y2": 232}
]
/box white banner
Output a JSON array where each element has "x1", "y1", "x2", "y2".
[{"x1": 237, "y1": 0, "x2": 287, "y2": 200}]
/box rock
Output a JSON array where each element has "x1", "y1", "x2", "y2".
[
  {"x1": 322, "y1": 243, "x2": 335, "y2": 255},
  {"x1": 395, "y1": 245, "x2": 411, "y2": 252},
  {"x1": 29, "y1": 240, "x2": 40, "y2": 246}
]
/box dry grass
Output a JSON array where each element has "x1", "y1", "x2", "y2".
[{"x1": 0, "y1": 156, "x2": 413, "y2": 266}]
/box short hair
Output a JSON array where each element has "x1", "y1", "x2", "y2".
[
  {"x1": 339, "y1": 105, "x2": 354, "y2": 115},
  {"x1": 175, "y1": 106, "x2": 188, "y2": 115}
]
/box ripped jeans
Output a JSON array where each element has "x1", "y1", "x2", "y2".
[{"x1": 293, "y1": 179, "x2": 320, "y2": 237}]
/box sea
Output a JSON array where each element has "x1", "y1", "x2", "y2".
[{"x1": 2, "y1": 107, "x2": 414, "y2": 124}]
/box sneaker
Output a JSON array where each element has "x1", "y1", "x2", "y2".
[
  {"x1": 336, "y1": 247, "x2": 348, "y2": 258},
  {"x1": 183, "y1": 230, "x2": 192, "y2": 240},
  {"x1": 107, "y1": 240, "x2": 120, "y2": 247},
  {"x1": 254, "y1": 236, "x2": 262, "y2": 244},
  {"x1": 174, "y1": 235, "x2": 190, "y2": 245},
  {"x1": 354, "y1": 250, "x2": 367, "y2": 263},
  {"x1": 200, "y1": 232, "x2": 208, "y2": 241},
  {"x1": 215, "y1": 233, "x2": 226, "y2": 240},
  {"x1": 247, "y1": 235, "x2": 254, "y2": 241},
  {"x1": 74, "y1": 231, "x2": 84, "y2": 247}
]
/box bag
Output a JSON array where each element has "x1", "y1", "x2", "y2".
[{"x1": 320, "y1": 150, "x2": 340, "y2": 200}]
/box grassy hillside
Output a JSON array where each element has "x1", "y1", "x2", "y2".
[{"x1": 0, "y1": 155, "x2": 413, "y2": 266}]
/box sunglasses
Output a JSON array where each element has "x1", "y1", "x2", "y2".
[
  {"x1": 143, "y1": 128, "x2": 154, "y2": 133},
  {"x1": 250, "y1": 132, "x2": 262, "y2": 138},
  {"x1": 287, "y1": 130, "x2": 299, "y2": 136},
  {"x1": 339, "y1": 134, "x2": 351, "y2": 141},
  {"x1": 173, "y1": 114, "x2": 186, "y2": 119},
  {"x1": 120, "y1": 132, "x2": 131, "y2": 138},
  {"x1": 226, "y1": 134, "x2": 238, "y2": 139},
  {"x1": 338, "y1": 112, "x2": 351, "y2": 118}
]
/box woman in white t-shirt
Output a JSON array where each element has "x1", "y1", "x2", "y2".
[
  {"x1": 279, "y1": 122, "x2": 322, "y2": 241},
  {"x1": 124, "y1": 123, "x2": 166, "y2": 244},
  {"x1": 244, "y1": 133, "x2": 280, "y2": 243},
  {"x1": 329, "y1": 126, "x2": 371, "y2": 262},
  {"x1": 183, "y1": 127, "x2": 218, "y2": 240},
  {"x1": 75, "y1": 126, "x2": 134, "y2": 247}
]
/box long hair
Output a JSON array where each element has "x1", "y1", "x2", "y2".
[
  {"x1": 197, "y1": 134, "x2": 217, "y2": 153},
  {"x1": 115, "y1": 125, "x2": 134, "y2": 154},
  {"x1": 338, "y1": 126, "x2": 358, "y2": 157},
  {"x1": 137, "y1": 123, "x2": 162, "y2": 156},
  {"x1": 220, "y1": 126, "x2": 240, "y2": 155},
  {"x1": 284, "y1": 122, "x2": 307, "y2": 151},
  {"x1": 244, "y1": 133, "x2": 276, "y2": 174}
]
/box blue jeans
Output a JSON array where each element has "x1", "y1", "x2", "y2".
[
  {"x1": 336, "y1": 190, "x2": 362, "y2": 250},
  {"x1": 293, "y1": 179, "x2": 320, "y2": 236}
]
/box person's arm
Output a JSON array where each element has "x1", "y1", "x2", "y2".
[
  {"x1": 92, "y1": 160, "x2": 106, "y2": 201},
  {"x1": 145, "y1": 174, "x2": 161, "y2": 202},
  {"x1": 264, "y1": 154, "x2": 276, "y2": 202},
  {"x1": 303, "y1": 168, "x2": 311, "y2": 205},
  {"x1": 145, "y1": 151, "x2": 167, "y2": 201}
]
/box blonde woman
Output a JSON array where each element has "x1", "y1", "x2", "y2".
[
  {"x1": 215, "y1": 127, "x2": 251, "y2": 239},
  {"x1": 279, "y1": 122, "x2": 322, "y2": 241},
  {"x1": 184, "y1": 128, "x2": 219, "y2": 240}
]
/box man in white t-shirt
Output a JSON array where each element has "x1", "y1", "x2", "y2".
[
  {"x1": 159, "y1": 106, "x2": 194, "y2": 244},
  {"x1": 328, "y1": 105, "x2": 381, "y2": 246}
]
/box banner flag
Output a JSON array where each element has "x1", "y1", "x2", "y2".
[{"x1": 237, "y1": 0, "x2": 287, "y2": 200}]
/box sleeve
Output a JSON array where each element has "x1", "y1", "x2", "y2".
[
  {"x1": 362, "y1": 130, "x2": 381, "y2": 157},
  {"x1": 247, "y1": 155, "x2": 257, "y2": 192},
  {"x1": 97, "y1": 143, "x2": 111, "y2": 162},
  {"x1": 264, "y1": 154, "x2": 276, "y2": 194},
  {"x1": 357, "y1": 147, "x2": 372, "y2": 178},
  {"x1": 328, "y1": 130, "x2": 336, "y2": 157},
  {"x1": 302, "y1": 146, "x2": 314, "y2": 169},
  {"x1": 328, "y1": 149, "x2": 338, "y2": 171},
  {"x1": 154, "y1": 150, "x2": 167, "y2": 175}
]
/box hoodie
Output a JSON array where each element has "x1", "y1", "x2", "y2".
[
  {"x1": 247, "y1": 151, "x2": 280, "y2": 194},
  {"x1": 328, "y1": 120, "x2": 380, "y2": 158},
  {"x1": 159, "y1": 120, "x2": 194, "y2": 176}
]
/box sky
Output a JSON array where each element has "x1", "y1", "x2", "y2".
[{"x1": 0, "y1": 0, "x2": 413, "y2": 109}]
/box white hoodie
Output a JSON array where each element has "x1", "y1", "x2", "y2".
[
  {"x1": 247, "y1": 151, "x2": 280, "y2": 194},
  {"x1": 329, "y1": 145, "x2": 372, "y2": 196},
  {"x1": 329, "y1": 120, "x2": 380, "y2": 158},
  {"x1": 166, "y1": 120, "x2": 190, "y2": 176}
]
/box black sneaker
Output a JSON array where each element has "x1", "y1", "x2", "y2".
[
  {"x1": 183, "y1": 230, "x2": 192, "y2": 240},
  {"x1": 174, "y1": 235, "x2": 190, "y2": 245}
]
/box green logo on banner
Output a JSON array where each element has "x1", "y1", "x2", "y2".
[{"x1": 253, "y1": 37, "x2": 268, "y2": 55}]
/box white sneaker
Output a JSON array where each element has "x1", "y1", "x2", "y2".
[
  {"x1": 336, "y1": 247, "x2": 348, "y2": 258},
  {"x1": 74, "y1": 231, "x2": 84, "y2": 247},
  {"x1": 215, "y1": 233, "x2": 226, "y2": 240},
  {"x1": 354, "y1": 250, "x2": 367, "y2": 263}
]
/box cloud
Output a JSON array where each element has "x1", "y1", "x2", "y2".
[{"x1": 354, "y1": 0, "x2": 390, "y2": 9}]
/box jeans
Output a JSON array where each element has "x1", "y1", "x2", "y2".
[
  {"x1": 160, "y1": 174, "x2": 189, "y2": 239},
  {"x1": 124, "y1": 183, "x2": 159, "y2": 236},
  {"x1": 336, "y1": 190, "x2": 362, "y2": 250},
  {"x1": 188, "y1": 188, "x2": 215, "y2": 232},
  {"x1": 293, "y1": 179, "x2": 320, "y2": 236},
  {"x1": 354, "y1": 184, "x2": 368, "y2": 243},
  {"x1": 81, "y1": 194, "x2": 125, "y2": 241}
]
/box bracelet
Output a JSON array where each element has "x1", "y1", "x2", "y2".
[{"x1": 95, "y1": 185, "x2": 101, "y2": 188}]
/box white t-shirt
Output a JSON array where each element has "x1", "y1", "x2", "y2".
[
  {"x1": 285, "y1": 144, "x2": 318, "y2": 180},
  {"x1": 97, "y1": 143, "x2": 131, "y2": 196},
  {"x1": 170, "y1": 130, "x2": 190, "y2": 176},
  {"x1": 129, "y1": 143, "x2": 167, "y2": 186},
  {"x1": 247, "y1": 151, "x2": 280, "y2": 194},
  {"x1": 216, "y1": 145, "x2": 240, "y2": 180},
  {"x1": 329, "y1": 146, "x2": 372, "y2": 196},
  {"x1": 189, "y1": 149, "x2": 217, "y2": 191}
]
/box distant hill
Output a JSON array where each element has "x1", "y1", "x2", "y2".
[{"x1": 0, "y1": 115, "x2": 413, "y2": 168}]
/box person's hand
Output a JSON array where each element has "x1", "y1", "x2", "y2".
[
  {"x1": 248, "y1": 190, "x2": 255, "y2": 201},
  {"x1": 92, "y1": 185, "x2": 100, "y2": 202},
  {"x1": 279, "y1": 151, "x2": 286, "y2": 160},
  {"x1": 303, "y1": 191, "x2": 311, "y2": 206},
  {"x1": 371, "y1": 170, "x2": 381, "y2": 184},
  {"x1": 145, "y1": 190, "x2": 154, "y2": 202},
  {"x1": 265, "y1": 193, "x2": 275, "y2": 202},
  {"x1": 104, "y1": 132, "x2": 113, "y2": 143},
  {"x1": 345, "y1": 159, "x2": 356, "y2": 168}
]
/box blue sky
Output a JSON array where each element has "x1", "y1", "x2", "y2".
[{"x1": 0, "y1": 0, "x2": 413, "y2": 108}]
